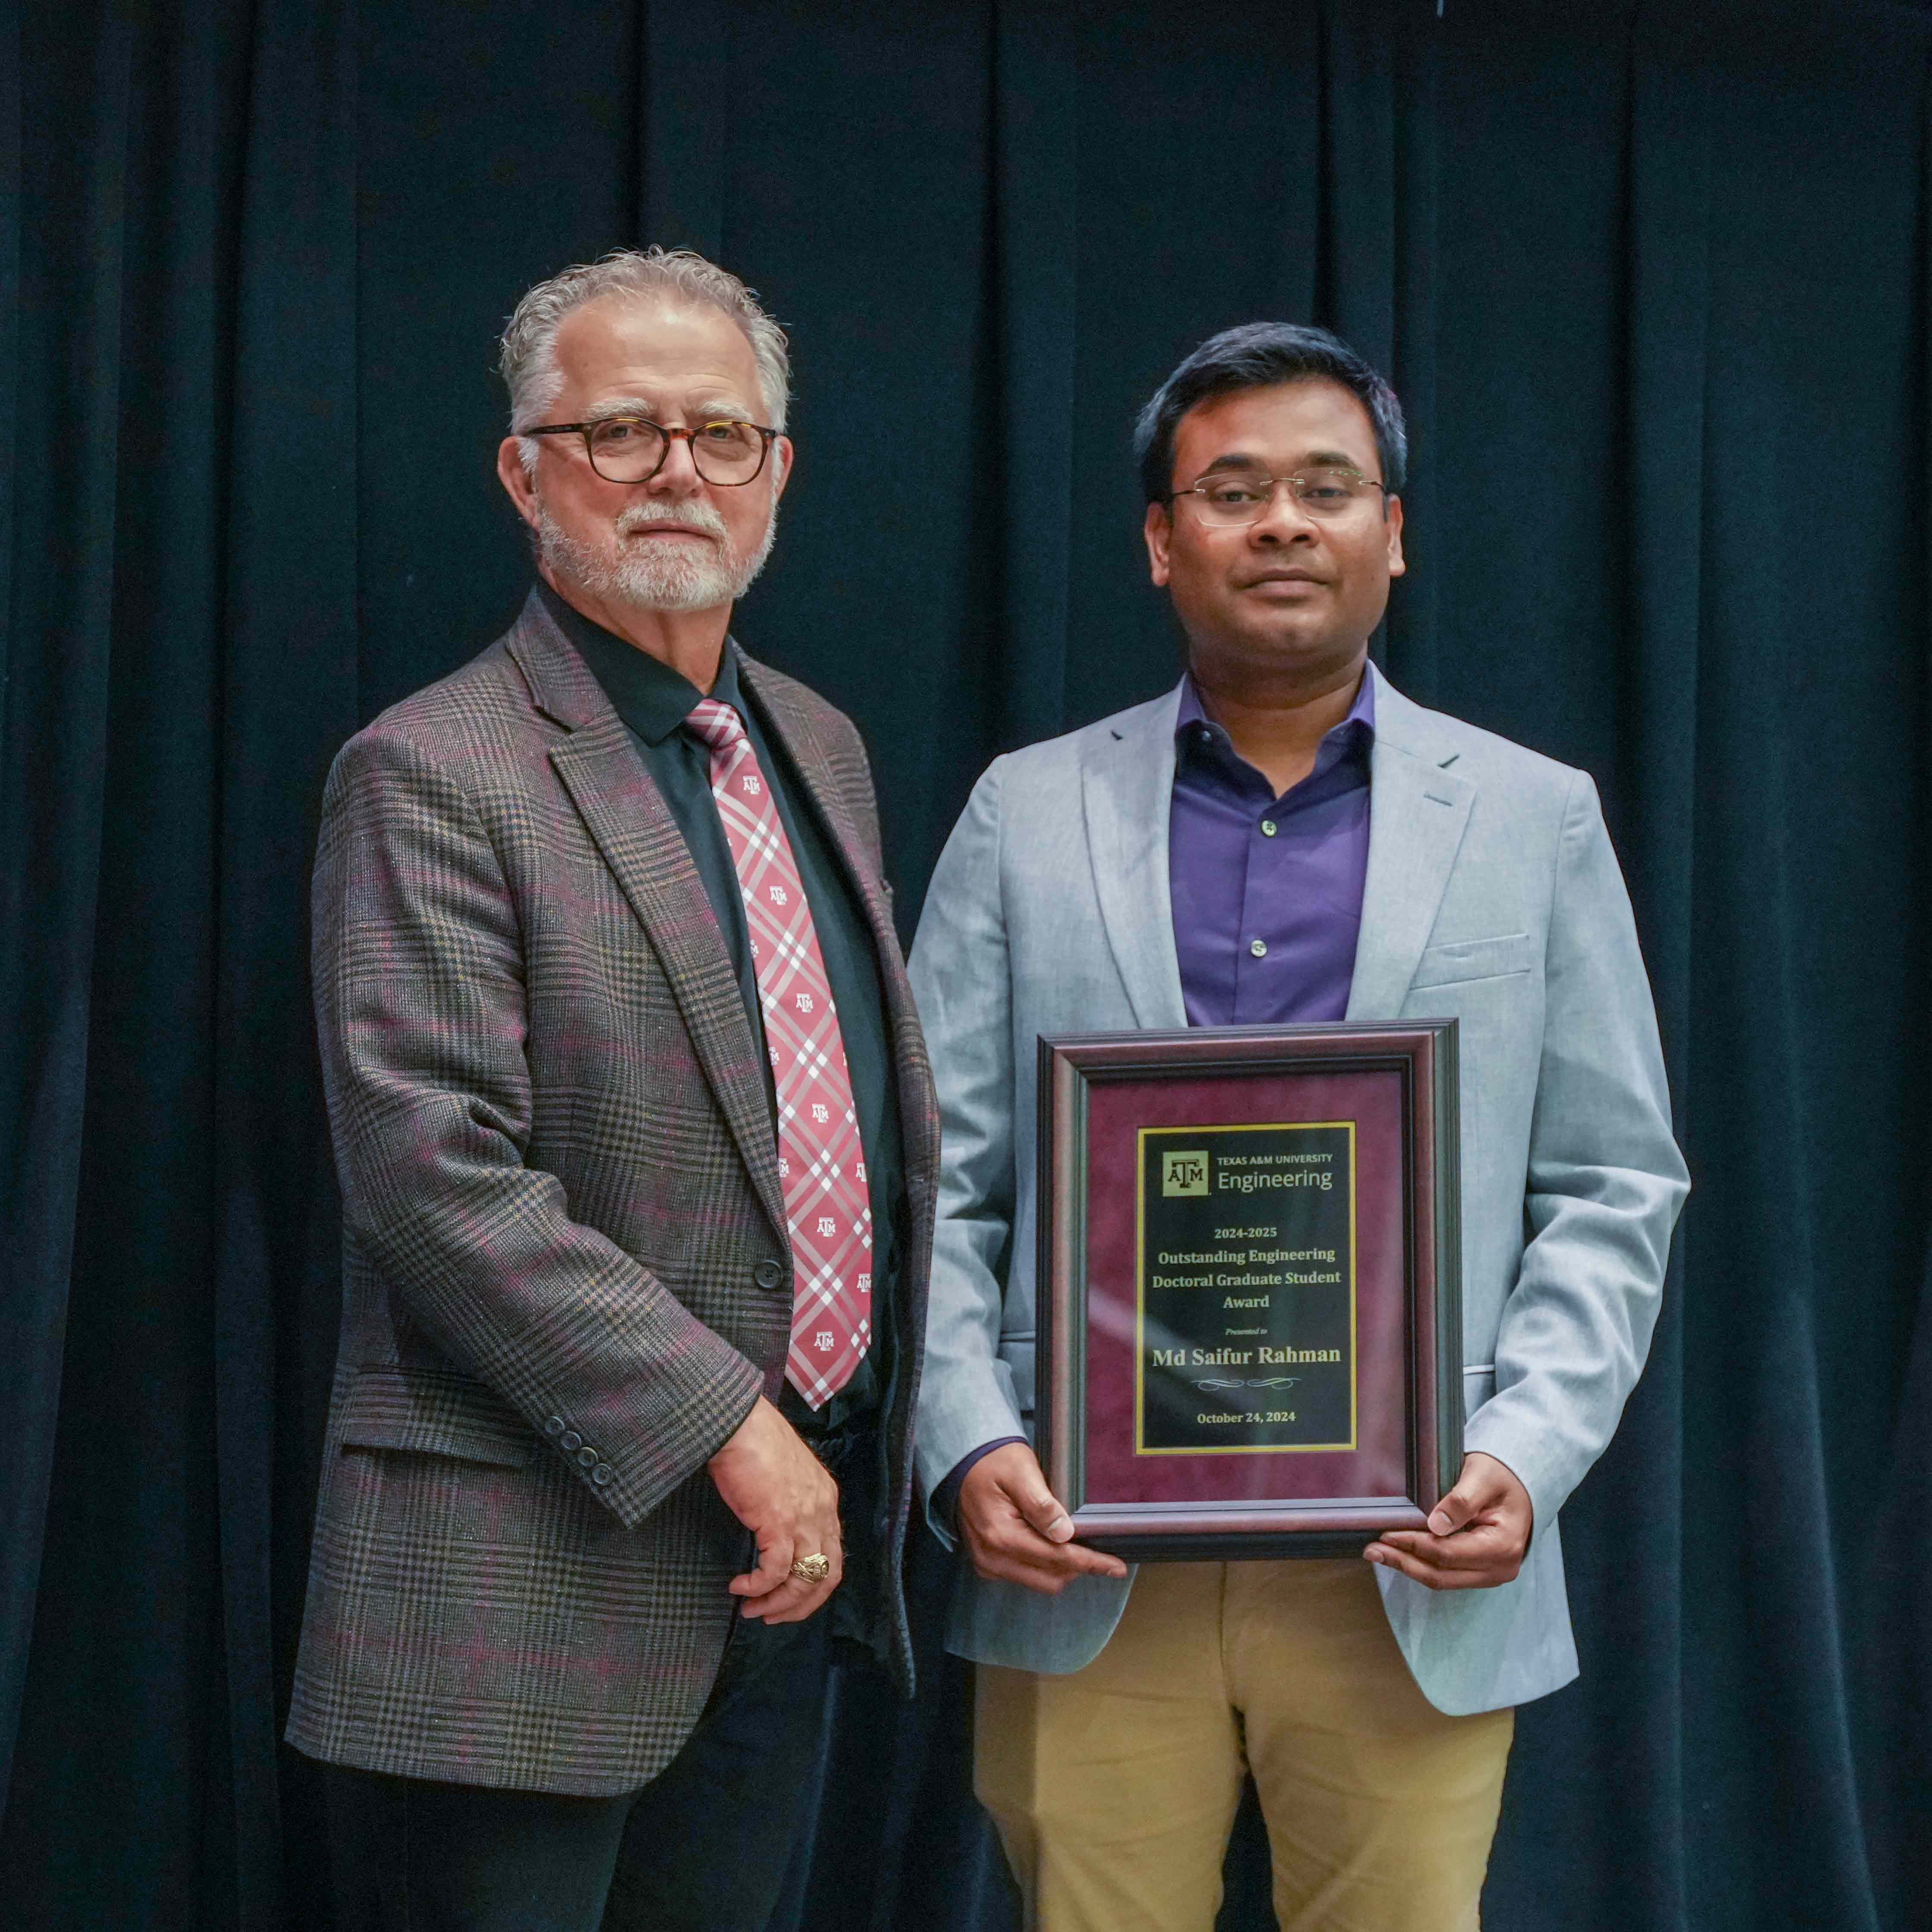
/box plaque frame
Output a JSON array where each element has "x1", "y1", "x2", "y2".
[{"x1": 1036, "y1": 1022, "x2": 1463, "y2": 1561}]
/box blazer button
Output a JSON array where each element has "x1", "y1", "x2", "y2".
[
  {"x1": 753, "y1": 1258, "x2": 786, "y2": 1291},
  {"x1": 576, "y1": 1446, "x2": 599, "y2": 1470},
  {"x1": 544, "y1": 1416, "x2": 566, "y2": 1437},
  {"x1": 591, "y1": 1464, "x2": 614, "y2": 1486},
  {"x1": 560, "y1": 1430, "x2": 583, "y2": 1453}
]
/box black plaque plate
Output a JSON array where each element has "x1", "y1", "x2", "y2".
[{"x1": 1137, "y1": 1122, "x2": 1356, "y2": 1454}]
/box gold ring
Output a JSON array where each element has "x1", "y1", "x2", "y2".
[{"x1": 789, "y1": 1552, "x2": 831, "y2": 1584}]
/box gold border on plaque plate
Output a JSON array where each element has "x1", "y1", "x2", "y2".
[{"x1": 1132, "y1": 1122, "x2": 1358, "y2": 1456}]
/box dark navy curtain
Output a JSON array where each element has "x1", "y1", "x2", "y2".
[{"x1": 3, "y1": 3, "x2": 1928, "y2": 1926}]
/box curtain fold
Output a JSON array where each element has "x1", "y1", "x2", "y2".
[
  {"x1": 988, "y1": 0, "x2": 1079, "y2": 750},
  {"x1": 0, "y1": 0, "x2": 135, "y2": 1819},
  {"x1": 1476, "y1": 10, "x2": 1705, "y2": 1926},
  {"x1": 216, "y1": 2, "x2": 360, "y2": 1920},
  {"x1": 3, "y1": 3, "x2": 1928, "y2": 1927}
]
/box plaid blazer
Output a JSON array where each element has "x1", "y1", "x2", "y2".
[{"x1": 286, "y1": 590, "x2": 938, "y2": 1795}]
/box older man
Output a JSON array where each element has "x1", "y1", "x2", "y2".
[
  {"x1": 911, "y1": 323, "x2": 1688, "y2": 1930},
  {"x1": 286, "y1": 249, "x2": 936, "y2": 1932}
]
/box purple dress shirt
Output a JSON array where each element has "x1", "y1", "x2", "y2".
[
  {"x1": 934, "y1": 670, "x2": 1378, "y2": 1531},
  {"x1": 1170, "y1": 670, "x2": 1375, "y2": 1025}
]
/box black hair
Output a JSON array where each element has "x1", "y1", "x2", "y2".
[{"x1": 1133, "y1": 322, "x2": 1407, "y2": 504}]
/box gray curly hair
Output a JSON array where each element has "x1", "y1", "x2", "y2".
[{"x1": 499, "y1": 247, "x2": 791, "y2": 473}]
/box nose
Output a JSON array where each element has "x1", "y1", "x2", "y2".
[
  {"x1": 1250, "y1": 477, "x2": 1317, "y2": 542},
  {"x1": 645, "y1": 429, "x2": 706, "y2": 495}
]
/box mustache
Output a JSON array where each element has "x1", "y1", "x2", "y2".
[{"x1": 615, "y1": 499, "x2": 728, "y2": 538}]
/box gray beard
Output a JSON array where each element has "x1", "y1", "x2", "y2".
[{"x1": 536, "y1": 492, "x2": 778, "y2": 614}]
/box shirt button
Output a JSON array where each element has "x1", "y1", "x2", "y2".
[
  {"x1": 1249, "y1": 939, "x2": 1268, "y2": 958},
  {"x1": 1260, "y1": 819, "x2": 1278, "y2": 837}
]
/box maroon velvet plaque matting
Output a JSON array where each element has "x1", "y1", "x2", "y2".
[{"x1": 1036, "y1": 1024, "x2": 1463, "y2": 1561}]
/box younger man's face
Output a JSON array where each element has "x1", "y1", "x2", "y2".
[{"x1": 1144, "y1": 376, "x2": 1404, "y2": 685}]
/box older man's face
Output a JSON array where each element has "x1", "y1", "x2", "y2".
[{"x1": 503, "y1": 295, "x2": 789, "y2": 614}]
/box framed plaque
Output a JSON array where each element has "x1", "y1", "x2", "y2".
[{"x1": 1036, "y1": 1022, "x2": 1462, "y2": 1560}]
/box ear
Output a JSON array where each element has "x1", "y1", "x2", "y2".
[
  {"x1": 496, "y1": 437, "x2": 542, "y2": 532},
  {"x1": 1143, "y1": 501, "x2": 1173, "y2": 587},
  {"x1": 770, "y1": 435, "x2": 795, "y2": 502},
  {"x1": 1384, "y1": 493, "x2": 1406, "y2": 578}
]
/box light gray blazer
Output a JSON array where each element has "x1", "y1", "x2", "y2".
[{"x1": 908, "y1": 665, "x2": 1687, "y2": 1715}]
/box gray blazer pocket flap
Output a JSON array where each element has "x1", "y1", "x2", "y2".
[
  {"x1": 1410, "y1": 932, "x2": 1535, "y2": 990},
  {"x1": 338, "y1": 1364, "x2": 537, "y2": 1468},
  {"x1": 1461, "y1": 1363, "x2": 1498, "y2": 1420}
]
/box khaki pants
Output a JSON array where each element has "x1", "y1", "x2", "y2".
[{"x1": 974, "y1": 1561, "x2": 1514, "y2": 1932}]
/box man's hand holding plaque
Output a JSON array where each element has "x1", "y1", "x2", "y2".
[
  {"x1": 957, "y1": 1443, "x2": 1129, "y2": 1594},
  {"x1": 1365, "y1": 1450, "x2": 1534, "y2": 1591}
]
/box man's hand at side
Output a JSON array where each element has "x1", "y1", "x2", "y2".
[
  {"x1": 709, "y1": 1396, "x2": 843, "y2": 1623},
  {"x1": 957, "y1": 1442, "x2": 1129, "y2": 1595},
  {"x1": 1363, "y1": 1450, "x2": 1533, "y2": 1591}
]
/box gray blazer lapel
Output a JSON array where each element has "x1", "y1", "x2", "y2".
[
  {"x1": 507, "y1": 603, "x2": 788, "y2": 1242},
  {"x1": 1346, "y1": 669, "x2": 1477, "y2": 1021},
  {"x1": 1082, "y1": 687, "x2": 1189, "y2": 1029}
]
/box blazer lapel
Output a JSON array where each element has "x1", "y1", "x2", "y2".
[
  {"x1": 1082, "y1": 687, "x2": 1189, "y2": 1029},
  {"x1": 1346, "y1": 668, "x2": 1477, "y2": 1021},
  {"x1": 737, "y1": 659, "x2": 896, "y2": 960},
  {"x1": 507, "y1": 600, "x2": 788, "y2": 1242},
  {"x1": 737, "y1": 658, "x2": 941, "y2": 1182}
]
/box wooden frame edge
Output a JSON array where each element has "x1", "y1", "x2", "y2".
[{"x1": 1035, "y1": 1021, "x2": 1463, "y2": 1560}]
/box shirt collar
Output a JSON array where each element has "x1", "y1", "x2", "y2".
[
  {"x1": 538, "y1": 579, "x2": 746, "y2": 746},
  {"x1": 1174, "y1": 662, "x2": 1377, "y2": 762}
]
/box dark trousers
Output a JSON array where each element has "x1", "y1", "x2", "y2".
[{"x1": 323, "y1": 1583, "x2": 833, "y2": 1932}]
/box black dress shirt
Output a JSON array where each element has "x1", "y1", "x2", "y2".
[{"x1": 540, "y1": 584, "x2": 901, "y2": 1436}]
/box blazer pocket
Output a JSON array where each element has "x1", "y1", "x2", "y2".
[
  {"x1": 1410, "y1": 932, "x2": 1535, "y2": 990},
  {"x1": 337, "y1": 1364, "x2": 536, "y2": 1468},
  {"x1": 1461, "y1": 1363, "x2": 1497, "y2": 1420}
]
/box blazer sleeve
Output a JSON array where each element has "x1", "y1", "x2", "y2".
[
  {"x1": 906, "y1": 756, "x2": 1030, "y2": 1543},
  {"x1": 1461, "y1": 770, "x2": 1690, "y2": 1531},
  {"x1": 313, "y1": 724, "x2": 763, "y2": 1530}
]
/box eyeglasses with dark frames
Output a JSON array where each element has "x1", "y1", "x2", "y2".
[{"x1": 522, "y1": 414, "x2": 780, "y2": 486}]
